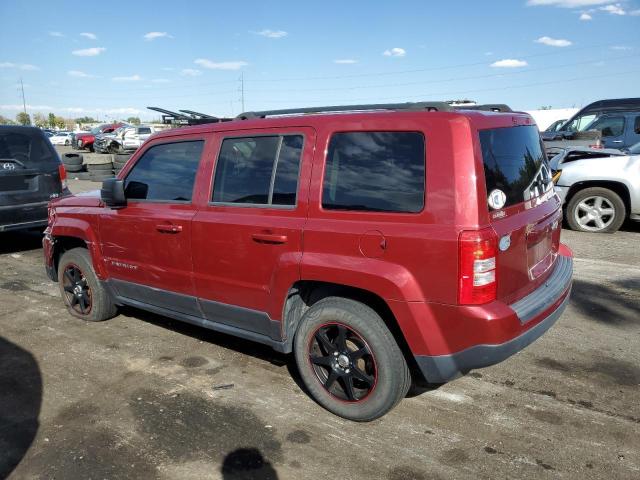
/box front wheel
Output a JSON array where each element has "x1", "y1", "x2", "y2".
[
  {"x1": 566, "y1": 187, "x2": 626, "y2": 233},
  {"x1": 294, "y1": 297, "x2": 411, "y2": 421},
  {"x1": 57, "y1": 248, "x2": 117, "y2": 321}
]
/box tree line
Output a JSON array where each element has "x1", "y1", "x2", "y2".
[{"x1": 0, "y1": 113, "x2": 142, "y2": 128}]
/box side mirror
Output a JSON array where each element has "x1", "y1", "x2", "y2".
[{"x1": 101, "y1": 178, "x2": 126, "y2": 208}]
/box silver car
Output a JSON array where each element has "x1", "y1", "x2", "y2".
[{"x1": 550, "y1": 146, "x2": 640, "y2": 233}]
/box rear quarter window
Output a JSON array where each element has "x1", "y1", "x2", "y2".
[{"x1": 322, "y1": 131, "x2": 425, "y2": 213}]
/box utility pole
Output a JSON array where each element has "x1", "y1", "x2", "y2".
[
  {"x1": 239, "y1": 73, "x2": 245, "y2": 112},
  {"x1": 20, "y1": 77, "x2": 28, "y2": 122}
]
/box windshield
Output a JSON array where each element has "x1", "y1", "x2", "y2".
[
  {"x1": 90, "y1": 126, "x2": 102, "y2": 134},
  {"x1": 480, "y1": 125, "x2": 550, "y2": 208}
]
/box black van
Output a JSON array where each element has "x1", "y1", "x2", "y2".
[{"x1": 0, "y1": 126, "x2": 69, "y2": 232}]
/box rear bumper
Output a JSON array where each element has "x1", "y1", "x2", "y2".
[
  {"x1": 0, "y1": 201, "x2": 49, "y2": 232},
  {"x1": 414, "y1": 251, "x2": 573, "y2": 383}
]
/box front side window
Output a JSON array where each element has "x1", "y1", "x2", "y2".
[
  {"x1": 322, "y1": 131, "x2": 425, "y2": 213},
  {"x1": 212, "y1": 135, "x2": 303, "y2": 206},
  {"x1": 124, "y1": 140, "x2": 203, "y2": 201},
  {"x1": 585, "y1": 116, "x2": 625, "y2": 137}
]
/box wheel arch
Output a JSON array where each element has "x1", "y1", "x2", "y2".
[{"x1": 565, "y1": 180, "x2": 631, "y2": 218}]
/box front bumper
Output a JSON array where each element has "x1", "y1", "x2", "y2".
[{"x1": 415, "y1": 252, "x2": 573, "y2": 383}]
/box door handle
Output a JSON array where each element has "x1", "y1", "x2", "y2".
[
  {"x1": 611, "y1": 140, "x2": 623, "y2": 143},
  {"x1": 156, "y1": 224, "x2": 182, "y2": 233},
  {"x1": 252, "y1": 233, "x2": 288, "y2": 244}
]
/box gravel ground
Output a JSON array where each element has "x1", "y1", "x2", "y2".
[{"x1": 0, "y1": 180, "x2": 638, "y2": 480}]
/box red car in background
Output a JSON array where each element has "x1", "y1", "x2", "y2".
[{"x1": 72, "y1": 123, "x2": 124, "y2": 152}]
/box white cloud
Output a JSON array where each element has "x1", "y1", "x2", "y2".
[
  {"x1": 334, "y1": 59, "x2": 358, "y2": 64},
  {"x1": 194, "y1": 58, "x2": 248, "y2": 70},
  {"x1": 253, "y1": 29, "x2": 288, "y2": 38},
  {"x1": 72, "y1": 47, "x2": 106, "y2": 57},
  {"x1": 181, "y1": 68, "x2": 202, "y2": 77},
  {"x1": 0, "y1": 104, "x2": 53, "y2": 110},
  {"x1": 527, "y1": 0, "x2": 617, "y2": 7},
  {"x1": 68, "y1": 70, "x2": 95, "y2": 78},
  {"x1": 579, "y1": 12, "x2": 593, "y2": 19},
  {"x1": 0, "y1": 62, "x2": 39, "y2": 70},
  {"x1": 490, "y1": 58, "x2": 528, "y2": 68},
  {"x1": 535, "y1": 36, "x2": 573, "y2": 47},
  {"x1": 112, "y1": 74, "x2": 142, "y2": 81},
  {"x1": 383, "y1": 47, "x2": 406, "y2": 57},
  {"x1": 104, "y1": 107, "x2": 142, "y2": 115},
  {"x1": 152, "y1": 78, "x2": 171, "y2": 83},
  {"x1": 80, "y1": 32, "x2": 97, "y2": 40},
  {"x1": 143, "y1": 31, "x2": 173, "y2": 41},
  {"x1": 600, "y1": 4, "x2": 626, "y2": 14},
  {"x1": 49, "y1": 31, "x2": 64, "y2": 37}
]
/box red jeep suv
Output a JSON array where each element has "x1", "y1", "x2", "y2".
[{"x1": 43, "y1": 102, "x2": 573, "y2": 421}]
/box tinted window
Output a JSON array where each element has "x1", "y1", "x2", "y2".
[
  {"x1": 124, "y1": 141, "x2": 203, "y2": 201},
  {"x1": 480, "y1": 126, "x2": 548, "y2": 208},
  {"x1": 586, "y1": 116, "x2": 625, "y2": 137},
  {"x1": 0, "y1": 129, "x2": 57, "y2": 169},
  {"x1": 322, "y1": 132, "x2": 425, "y2": 213},
  {"x1": 633, "y1": 116, "x2": 640, "y2": 134},
  {"x1": 212, "y1": 135, "x2": 303, "y2": 206},
  {"x1": 137, "y1": 127, "x2": 152, "y2": 134}
]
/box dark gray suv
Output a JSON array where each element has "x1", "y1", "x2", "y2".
[{"x1": 0, "y1": 126, "x2": 69, "y2": 232}]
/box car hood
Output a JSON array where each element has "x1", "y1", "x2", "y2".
[{"x1": 51, "y1": 189, "x2": 101, "y2": 208}]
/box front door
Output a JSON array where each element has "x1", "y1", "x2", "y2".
[
  {"x1": 99, "y1": 138, "x2": 206, "y2": 316},
  {"x1": 191, "y1": 128, "x2": 315, "y2": 339}
]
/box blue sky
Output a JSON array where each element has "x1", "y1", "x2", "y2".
[{"x1": 1, "y1": 0, "x2": 638, "y2": 121}]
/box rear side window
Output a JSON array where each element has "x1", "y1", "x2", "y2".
[
  {"x1": 124, "y1": 140, "x2": 203, "y2": 202},
  {"x1": 322, "y1": 131, "x2": 425, "y2": 213},
  {"x1": 480, "y1": 125, "x2": 548, "y2": 208},
  {"x1": 0, "y1": 130, "x2": 57, "y2": 169},
  {"x1": 212, "y1": 135, "x2": 303, "y2": 206}
]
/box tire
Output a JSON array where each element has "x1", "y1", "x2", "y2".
[
  {"x1": 87, "y1": 162, "x2": 113, "y2": 171},
  {"x1": 64, "y1": 163, "x2": 84, "y2": 173},
  {"x1": 293, "y1": 297, "x2": 411, "y2": 421},
  {"x1": 566, "y1": 187, "x2": 626, "y2": 233},
  {"x1": 72, "y1": 171, "x2": 91, "y2": 181},
  {"x1": 62, "y1": 153, "x2": 83, "y2": 165},
  {"x1": 57, "y1": 248, "x2": 117, "y2": 322}
]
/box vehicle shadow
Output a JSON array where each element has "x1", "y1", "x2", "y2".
[
  {"x1": 0, "y1": 336, "x2": 43, "y2": 480},
  {"x1": 0, "y1": 230, "x2": 44, "y2": 255},
  {"x1": 570, "y1": 278, "x2": 639, "y2": 327},
  {"x1": 221, "y1": 448, "x2": 279, "y2": 480}
]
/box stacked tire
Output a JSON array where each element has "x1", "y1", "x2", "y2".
[
  {"x1": 113, "y1": 154, "x2": 131, "y2": 174},
  {"x1": 85, "y1": 154, "x2": 115, "y2": 182},
  {"x1": 61, "y1": 153, "x2": 85, "y2": 177}
]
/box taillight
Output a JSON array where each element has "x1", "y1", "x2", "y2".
[
  {"x1": 58, "y1": 164, "x2": 67, "y2": 190},
  {"x1": 458, "y1": 228, "x2": 498, "y2": 305}
]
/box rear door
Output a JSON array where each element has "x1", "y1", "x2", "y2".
[
  {"x1": 191, "y1": 127, "x2": 314, "y2": 338},
  {"x1": 0, "y1": 128, "x2": 64, "y2": 228},
  {"x1": 585, "y1": 115, "x2": 626, "y2": 148},
  {"x1": 479, "y1": 125, "x2": 562, "y2": 304},
  {"x1": 99, "y1": 137, "x2": 205, "y2": 315}
]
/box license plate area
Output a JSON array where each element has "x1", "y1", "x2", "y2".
[{"x1": 526, "y1": 211, "x2": 561, "y2": 280}]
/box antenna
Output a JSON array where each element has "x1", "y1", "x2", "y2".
[
  {"x1": 239, "y1": 73, "x2": 245, "y2": 112},
  {"x1": 20, "y1": 77, "x2": 28, "y2": 122}
]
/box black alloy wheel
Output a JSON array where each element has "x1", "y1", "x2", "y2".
[
  {"x1": 61, "y1": 264, "x2": 92, "y2": 315},
  {"x1": 308, "y1": 323, "x2": 377, "y2": 402}
]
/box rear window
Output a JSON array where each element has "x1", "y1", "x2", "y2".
[
  {"x1": 137, "y1": 127, "x2": 152, "y2": 134},
  {"x1": 0, "y1": 130, "x2": 58, "y2": 169},
  {"x1": 322, "y1": 131, "x2": 425, "y2": 213},
  {"x1": 479, "y1": 125, "x2": 549, "y2": 208}
]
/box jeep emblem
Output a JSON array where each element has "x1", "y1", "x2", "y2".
[{"x1": 2, "y1": 162, "x2": 16, "y2": 170}]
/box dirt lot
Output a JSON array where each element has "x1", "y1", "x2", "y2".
[{"x1": 1, "y1": 179, "x2": 639, "y2": 479}]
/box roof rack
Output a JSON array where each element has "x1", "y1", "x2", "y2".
[
  {"x1": 455, "y1": 104, "x2": 512, "y2": 112},
  {"x1": 147, "y1": 107, "x2": 232, "y2": 126},
  {"x1": 236, "y1": 101, "x2": 454, "y2": 120}
]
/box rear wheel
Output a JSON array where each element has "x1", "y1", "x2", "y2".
[
  {"x1": 57, "y1": 248, "x2": 117, "y2": 322},
  {"x1": 566, "y1": 187, "x2": 626, "y2": 233},
  {"x1": 294, "y1": 297, "x2": 411, "y2": 421}
]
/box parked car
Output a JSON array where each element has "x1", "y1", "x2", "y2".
[
  {"x1": 581, "y1": 112, "x2": 640, "y2": 150},
  {"x1": 94, "y1": 125, "x2": 154, "y2": 154},
  {"x1": 0, "y1": 126, "x2": 69, "y2": 232},
  {"x1": 544, "y1": 119, "x2": 567, "y2": 133},
  {"x1": 49, "y1": 131, "x2": 73, "y2": 146},
  {"x1": 550, "y1": 146, "x2": 640, "y2": 232},
  {"x1": 542, "y1": 98, "x2": 640, "y2": 150},
  {"x1": 73, "y1": 123, "x2": 124, "y2": 152},
  {"x1": 44, "y1": 102, "x2": 573, "y2": 421}
]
